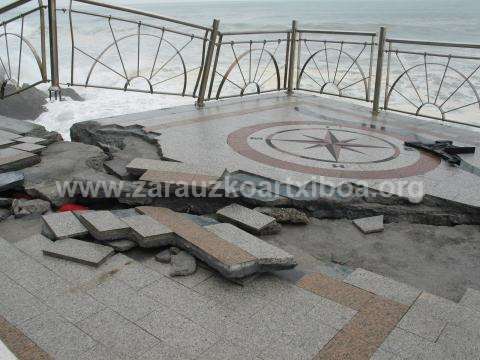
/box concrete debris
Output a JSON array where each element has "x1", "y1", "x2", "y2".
[
  {"x1": 41, "y1": 211, "x2": 89, "y2": 240},
  {"x1": 170, "y1": 251, "x2": 197, "y2": 276},
  {"x1": 254, "y1": 207, "x2": 310, "y2": 224},
  {"x1": 217, "y1": 203, "x2": 277, "y2": 234},
  {"x1": 353, "y1": 215, "x2": 385, "y2": 234},
  {"x1": 155, "y1": 249, "x2": 172, "y2": 263},
  {"x1": 106, "y1": 239, "x2": 138, "y2": 252},
  {"x1": 0, "y1": 171, "x2": 24, "y2": 192},
  {"x1": 137, "y1": 206, "x2": 296, "y2": 279},
  {"x1": 12, "y1": 199, "x2": 51, "y2": 218},
  {"x1": 0, "y1": 147, "x2": 40, "y2": 172},
  {"x1": 42, "y1": 238, "x2": 114, "y2": 267}
]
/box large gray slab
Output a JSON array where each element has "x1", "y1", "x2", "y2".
[
  {"x1": 77, "y1": 210, "x2": 130, "y2": 241},
  {"x1": 123, "y1": 214, "x2": 176, "y2": 248},
  {"x1": 0, "y1": 137, "x2": 17, "y2": 148},
  {"x1": 0, "y1": 147, "x2": 40, "y2": 172},
  {"x1": 42, "y1": 211, "x2": 89, "y2": 240},
  {"x1": 216, "y1": 204, "x2": 276, "y2": 233},
  {"x1": 0, "y1": 171, "x2": 24, "y2": 192},
  {"x1": 11, "y1": 142, "x2": 46, "y2": 154},
  {"x1": 205, "y1": 223, "x2": 296, "y2": 269},
  {"x1": 43, "y1": 238, "x2": 115, "y2": 267}
]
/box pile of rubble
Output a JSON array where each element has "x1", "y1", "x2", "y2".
[{"x1": 39, "y1": 204, "x2": 297, "y2": 279}]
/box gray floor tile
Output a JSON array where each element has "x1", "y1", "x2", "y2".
[
  {"x1": 307, "y1": 296, "x2": 357, "y2": 330},
  {"x1": 196, "y1": 339, "x2": 262, "y2": 360},
  {"x1": 397, "y1": 306, "x2": 447, "y2": 342},
  {"x1": 139, "y1": 341, "x2": 195, "y2": 360},
  {"x1": 111, "y1": 260, "x2": 163, "y2": 290},
  {"x1": 87, "y1": 278, "x2": 159, "y2": 322},
  {"x1": 344, "y1": 268, "x2": 421, "y2": 305},
  {"x1": 137, "y1": 307, "x2": 219, "y2": 357},
  {"x1": 77, "y1": 308, "x2": 160, "y2": 359}
]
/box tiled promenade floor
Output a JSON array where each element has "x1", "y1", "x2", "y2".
[
  {"x1": 2, "y1": 234, "x2": 480, "y2": 359},
  {"x1": 97, "y1": 93, "x2": 480, "y2": 207}
]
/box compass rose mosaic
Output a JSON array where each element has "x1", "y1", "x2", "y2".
[{"x1": 228, "y1": 121, "x2": 441, "y2": 179}]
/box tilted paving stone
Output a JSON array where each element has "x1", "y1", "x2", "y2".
[
  {"x1": 0, "y1": 147, "x2": 40, "y2": 172},
  {"x1": 123, "y1": 214, "x2": 177, "y2": 248},
  {"x1": 43, "y1": 238, "x2": 115, "y2": 267},
  {"x1": 353, "y1": 215, "x2": 385, "y2": 234},
  {"x1": 137, "y1": 206, "x2": 295, "y2": 278},
  {"x1": 0, "y1": 137, "x2": 17, "y2": 148},
  {"x1": 41, "y1": 211, "x2": 89, "y2": 240},
  {"x1": 77, "y1": 210, "x2": 130, "y2": 241},
  {"x1": 14, "y1": 136, "x2": 49, "y2": 145},
  {"x1": 11, "y1": 142, "x2": 46, "y2": 154},
  {"x1": 126, "y1": 158, "x2": 225, "y2": 177},
  {"x1": 0, "y1": 130, "x2": 22, "y2": 140},
  {"x1": 0, "y1": 171, "x2": 24, "y2": 192},
  {"x1": 344, "y1": 268, "x2": 421, "y2": 305},
  {"x1": 216, "y1": 203, "x2": 276, "y2": 233},
  {"x1": 205, "y1": 223, "x2": 296, "y2": 269}
]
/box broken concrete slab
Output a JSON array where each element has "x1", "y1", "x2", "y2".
[
  {"x1": 77, "y1": 211, "x2": 130, "y2": 241},
  {"x1": 0, "y1": 138, "x2": 17, "y2": 148},
  {"x1": 205, "y1": 223, "x2": 296, "y2": 269},
  {"x1": 41, "y1": 211, "x2": 89, "y2": 240},
  {"x1": 11, "y1": 142, "x2": 46, "y2": 154},
  {"x1": 0, "y1": 171, "x2": 24, "y2": 192},
  {"x1": 353, "y1": 215, "x2": 385, "y2": 234},
  {"x1": 254, "y1": 207, "x2": 310, "y2": 225},
  {"x1": 0, "y1": 148, "x2": 40, "y2": 172},
  {"x1": 140, "y1": 170, "x2": 219, "y2": 189},
  {"x1": 42, "y1": 238, "x2": 114, "y2": 267},
  {"x1": 137, "y1": 206, "x2": 296, "y2": 278},
  {"x1": 126, "y1": 158, "x2": 224, "y2": 178},
  {"x1": 123, "y1": 214, "x2": 176, "y2": 248},
  {"x1": 12, "y1": 199, "x2": 51, "y2": 218},
  {"x1": 155, "y1": 249, "x2": 172, "y2": 263},
  {"x1": 106, "y1": 239, "x2": 138, "y2": 252},
  {"x1": 14, "y1": 136, "x2": 48, "y2": 145},
  {"x1": 170, "y1": 251, "x2": 197, "y2": 276},
  {"x1": 216, "y1": 204, "x2": 276, "y2": 233}
]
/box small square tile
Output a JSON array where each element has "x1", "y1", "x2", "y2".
[
  {"x1": 397, "y1": 306, "x2": 446, "y2": 342},
  {"x1": 353, "y1": 215, "x2": 384, "y2": 234},
  {"x1": 216, "y1": 204, "x2": 276, "y2": 232}
]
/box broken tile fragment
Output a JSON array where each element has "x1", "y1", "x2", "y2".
[
  {"x1": 126, "y1": 158, "x2": 224, "y2": 178},
  {"x1": 106, "y1": 239, "x2": 138, "y2": 252},
  {"x1": 42, "y1": 238, "x2": 114, "y2": 267},
  {"x1": 77, "y1": 211, "x2": 130, "y2": 241},
  {"x1": 11, "y1": 142, "x2": 46, "y2": 154},
  {"x1": 170, "y1": 251, "x2": 197, "y2": 276},
  {"x1": 123, "y1": 215, "x2": 176, "y2": 248},
  {"x1": 216, "y1": 203, "x2": 276, "y2": 233},
  {"x1": 155, "y1": 249, "x2": 172, "y2": 263},
  {"x1": 42, "y1": 211, "x2": 89, "y2": 240},
  {"x1": 353, "y1": 215, "x2": 384, "y2": 234},
  {"x1": 205, "y1": 223, "x2": 296, "y2": 269},
  {"x1": 0, "y1": 148, "x2": 40, "y2": 172},
  {"x1": 0, "y1": 171, "x2": 24, "y2": 192}
]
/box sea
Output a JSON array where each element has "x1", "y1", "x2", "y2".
[{"x1": 1, "y1": 0, "x2": 480, "y2": 136}]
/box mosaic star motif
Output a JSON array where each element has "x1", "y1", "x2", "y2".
[{"x1": 274, "y1": 130, "x2": 390, "y2": 162}]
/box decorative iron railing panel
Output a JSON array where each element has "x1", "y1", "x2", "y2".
[
  {"x1": 295, "y1": 30, "x2": 376, "y2": 103},
  {"x1": 0, "y1": 0, "x2": 47, "y2": 98},
  {"x1": 59, "y1": 0, "x2": 212, "y2": 98},
  {"x1": 207, "y1": 30, "x2": 290, "y2": 101},
  {"x1": 383, "y1": 39, "x2": 480, "y2": 127}
]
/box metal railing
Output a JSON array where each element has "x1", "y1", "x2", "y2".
[
  {"x1": 1, "y1": 0, "x2": 480, "y2": 128},
  {"x1": 0, "y1": 0, "x2": 47, "y2": 98},
  {"x1": 382, "y1": 38, "x2": 480, "y2": 127}
]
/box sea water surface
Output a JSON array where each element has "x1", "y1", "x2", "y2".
[{"x1": 1, "y1": 0, "x2": 480, "y2": 136}]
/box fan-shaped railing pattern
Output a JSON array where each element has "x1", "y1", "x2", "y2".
[
  {"x1": 383, "y1": 39, "x2": 480, "y2": 126},
  {"x1": 0, "y1": 0, "x2": 47, "y2": 98}
]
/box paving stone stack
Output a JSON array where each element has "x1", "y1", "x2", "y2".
[{"x1": 0, "y1": 131, "x2": 48, "y2": 172}]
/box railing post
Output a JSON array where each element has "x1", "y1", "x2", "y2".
[
  {"x1": 372, "y1": 26, "x2": 387, "y2": 115},
  {"x1": 287, "y1": 20, "x2": 298, "y2": 95},
  {"x1": 196, "y1": 19, "x2": 220, "y2": 108},
  {"x1": 47, "y1": 0, "x2": 61, "y2": 100}
]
